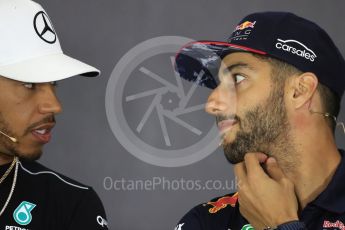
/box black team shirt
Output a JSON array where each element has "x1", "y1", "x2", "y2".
[
  {"x1": 0, "y1": 159, "x2": 108, "y2": 230},
  {"x1": 175, "y1": 150, "x2": 345, "y2": 230}
]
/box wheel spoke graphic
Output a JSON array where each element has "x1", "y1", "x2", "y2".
[
  {"x1": 126, "y1": 87, "x2": 166, "y2": 102},
  {"x1": 178, "y1": 70, "x2": 205, "y2": 109},
  {"x1": 174, "y1": 104, "x2": 206, "y2": 116},
  {"x1": 106, "y1": 36, "x2": 220, "y2": 167},
  {"x1": 170, "y1": 56, "x2": 185, "y2": 97},
  {"x1": 157, "y1": 105, "x2": 171, "y2": 146},
  {"x1": 136, "y1": 94, "x2": 161, "y2": 133},
  {"x1": 139, "y1": 67, "x2": 178, "y2": 92},
  {"x1": 135, "y1": 64, "x2": 206, "y2": 141},
  {"x1": 163, "y1": 110, "x2": 202, "y2": 135}
]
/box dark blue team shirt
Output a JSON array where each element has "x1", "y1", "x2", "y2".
[{"x1": 176, "y1": 150, "x2": 345, "y2": 230}]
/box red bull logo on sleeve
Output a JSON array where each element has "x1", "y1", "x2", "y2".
[
  {"x1": 206, "y1": 192, "x2": 238, "y2": 214},
  {"x1": 323, "y1": 220, "x2": 345, "y2": 230},
  {"x1": 234, "y1": 21, "x2": 256, "y2": 31}
]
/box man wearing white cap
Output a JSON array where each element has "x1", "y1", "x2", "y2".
[{"x1": 0, "y1": 0, "x2": 108, "y2": 229}]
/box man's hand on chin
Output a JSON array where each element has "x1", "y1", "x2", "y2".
[{"x1": 234, "y1": 152, "x2": 299, "y2": 229}]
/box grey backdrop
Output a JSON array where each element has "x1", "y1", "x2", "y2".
[{"x1": 35, "y1": 0, "x2": 345, "y2": 229}]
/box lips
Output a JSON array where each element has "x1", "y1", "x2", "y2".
[
  {"x1": 217, "y1": 119, "x2": 238, "y2": 134},
  {"x1": 31, "y1": 123, "x2": 55, "y2": 144}
]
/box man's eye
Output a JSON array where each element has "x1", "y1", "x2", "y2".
[
  {"x1": 233, "y1": 74, "x2": 246, "y2": 84},
  {"x1": 22, "y1": 83, "x2": 35, "y2": 89}
]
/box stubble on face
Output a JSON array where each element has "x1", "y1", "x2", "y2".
[
  {"x1": 0, "y1": 112, "x2": 44, "y2": 161},
  {"x1": 220, "y1": 83, "x2": 298, "y2": 171}
]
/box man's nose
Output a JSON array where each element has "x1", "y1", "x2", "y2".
[
  {"x1": 205, "y1": 83, "x2": 237, "y2": 116},
  {"x1": 38, "y1": 85, "x2": 62, "y2": 115},
  {"x1": 205, "y1": 86, "x2": 228, "y2": 115}
]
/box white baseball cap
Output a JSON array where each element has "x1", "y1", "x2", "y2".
[{"x1": 0, "y1": 0, "x2": 100, "y2": 83}]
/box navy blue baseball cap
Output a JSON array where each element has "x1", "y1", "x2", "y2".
[{"x1": 175, "y1": 12, "x2": 345, "y2": 98}]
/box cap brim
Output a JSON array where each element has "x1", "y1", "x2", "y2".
[
  {"x1": 175, "y1": 41, "x2": 266, "y2": 89},
  {"x1": 0, "y1": 52, "x2": 100, "y2": 83}
]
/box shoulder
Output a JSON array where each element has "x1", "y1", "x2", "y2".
[
  {"x1": 176, "y1": 193, "x2": 241, "y2": 230},
  {"x1": 17, "y1": 160, "x2": 108, "y2": 229},
  {"x1": 18, "y1": 159, "x2": 90, "y2": 191}
]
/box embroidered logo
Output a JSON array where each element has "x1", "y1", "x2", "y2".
[
  {"x1": 13, "y1": 201, "x2": 36, "y2": 226},
  {"x1": 97, "y1": 215, "x2": 108, "y2": 228},
  {"x1": 275, "y1": 38, "x2": 317, "y2": 62},
  {"x1": 174, "y1": 223, "x2": 184, "y2": 230},
  {"x1": 33, "y1": 11, "x2": 57, "y2": 44},
  {"x1": 206, "y1": 193, "x2": 238, "y2": 213},
  {"x1": 323, "y1": 220, "x2": 345, "y2": 230},
  {"x1": 241, "y1": 224, "x2": 254, "y2": 230},
  {"x1": 229, "y1": 21, "x2": 256, "y2": 41},
  {"x1": 235, "y1": 21, "x2": 256, "y2": 31}
]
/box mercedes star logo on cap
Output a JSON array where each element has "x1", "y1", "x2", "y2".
[{"x1": 33, "y1": 11, "x2": 56, "y2": 44}]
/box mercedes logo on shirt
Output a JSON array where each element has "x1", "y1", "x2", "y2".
[{"x1": 33, "y1": 11, "x2": 57, "y2": 44}]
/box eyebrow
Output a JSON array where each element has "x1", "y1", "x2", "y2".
[{"x1": 222, "y1": 62, "x2": 254, "y2": 75}]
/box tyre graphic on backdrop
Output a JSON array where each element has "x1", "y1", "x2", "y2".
[{"x1": 105, "y1": 36, "x2": 220, "y2": 167}]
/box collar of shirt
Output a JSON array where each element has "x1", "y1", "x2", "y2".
[{"x1": 311, "y1": 149, "x2": 345, "y2": 214}]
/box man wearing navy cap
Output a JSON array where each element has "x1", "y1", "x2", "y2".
[{"x1": 175, "y1": 12, "x2": 345, "y2": 230}]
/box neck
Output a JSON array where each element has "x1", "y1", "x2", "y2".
[
  {"x1": 279, "y1": 122, "x2": 341, "y2": 210},
  {"x1": 0, "y1": 153, "x2": 15, "y2": 165}
]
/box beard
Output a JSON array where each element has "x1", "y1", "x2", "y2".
[
  {"x1": 221, "y1": 84, "x2": 294, "y2": 165},
  {"x1": 0, "y1": 113, "x2": 43, "y2": 161}
]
